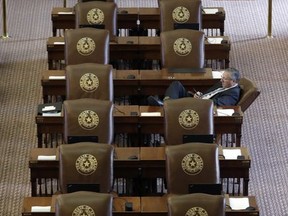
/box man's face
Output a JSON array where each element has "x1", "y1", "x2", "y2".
[{"x1": 221, "y1": 71, "x2": 235, "y2": 88}]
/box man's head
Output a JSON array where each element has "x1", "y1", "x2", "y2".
[{"x1": 221, "y1": 67, "x2": 241, "y2": 88}]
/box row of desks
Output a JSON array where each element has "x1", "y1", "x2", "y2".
[
  {"x1": 42, "y1": 68, "x2": 220, "y2": 102},
  {"x1": 23, "y1": 195, "x2": 259, "y2": 216},
  {"x1": 47, "y1": 36, "x2": 230, "y2": 69},
  {"x1": 29, "y1": 146, "x2": 250, "y2": 196},
  {"x1": 36, "y1": 105, "x2": 243, "y2": 148},
  {"x1": 51, "y1": 7, "x2": 226, "y2": 36}
]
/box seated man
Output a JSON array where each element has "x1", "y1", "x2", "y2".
[{"x1": 147, "y1": 68, "x2": 241, "y2": 106}]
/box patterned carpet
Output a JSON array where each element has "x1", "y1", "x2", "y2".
[{"x1": 1, "y1": 0, "x2": 288, "y2": 215}]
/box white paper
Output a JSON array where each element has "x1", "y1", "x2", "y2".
[
  {"x1": 49, "y1": 76, "x2": 65, "y2": 80},
  {"x1": 38, "y1": 155, "x2": 57, "y2": 161},
  {"x1": 207, "y1": 37, "x2": 223, "y2": 44},
  {"x1": 229, "y1": 197, "x2": 250, "y2": 210},
  {"x1": 223, "y1": 149, "x2": 242, "y2": 159},
  {"x1": 31, "y1": 206, "x2": 51, "y2": 212},
  {"x1": 53, "y1": 42, "x2": 65, "y2": 45},
  {"x1": 217, "y1": 109, "x2": 234, "y2": 116},
  {"x1": 212, "y1": 71, "x2": 223, "y2": 79},
  {"x1": 58, "y1": 12, "x2": 73, "y2": 14},
  {"x1": 140, "y1": 112, "x2": 161, "y2": 117},
  {"x1": 203, "y1": 9, "x2": 218, "y2": 14},
  {"x1": 42, "y1": 106, "x2": 56, "y2": 112},
  {"x1": 42, "y1": 112, "x2": 62, "y2": 117}
]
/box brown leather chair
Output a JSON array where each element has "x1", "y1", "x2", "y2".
[
  {"x1": 65, "y1": 28, "x2": 109, "y2": 66},
  {"x1": 63, "y1": 98, "x2": 114, "y2": 144},
  {"x1": 74, "y1": 1, "x2": 117, "y2": 38},
  {"x1": 160, "y1": 29, "x2": 205, "y2": 69},
  {"x1": 168, "y1": 193, "x2": 225, "y2": 216},
  {"x1": 163, "y1": 97, "x2": 214, "y2": 145},
  {"x1": 238, "y1": 77, "x2": 260, "y2": 112},
  {"x1": 66, "y1": 63, "x2": 113, "y2": 101},
  {"x1": 58, "y1": 142, "x2": 114, "y2": 194},
  {"x1": 159, "y1": 0, "x2": 202, "y2": 32},
  {"x1": 165, "y1": 143, "x2": 220, "y2": 194},
  {"x1": 55, "y1": 191, "x2": 113, "y2": 216}
]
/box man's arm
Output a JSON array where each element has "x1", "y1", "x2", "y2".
[{"x1": 212, "y1": 86, "x2": 241, "y2": 106}]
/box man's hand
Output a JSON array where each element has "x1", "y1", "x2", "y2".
[{"x1": 193, "y1": 91, "x2": 203, "y2": 98}]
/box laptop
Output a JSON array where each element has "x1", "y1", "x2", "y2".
[
  {"x1": 67, "y1": 136, "x2": 98, "y2": 144},
  {"x1": 183, "y1": 135, "x2": 214, "y2": 144},
  {"x1": 189, "y1": 183, "x2": 222, "y2": 195}
]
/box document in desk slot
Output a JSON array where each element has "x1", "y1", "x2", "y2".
[
  {"x1": 38, "y1": 102, "x2": 62, "y2": 116},
  {"x1": 140, "y1": 112, "x2": 161, "y2": 117},
  {"x1": 53, "y1": 41, "x2": 65, "y2": 45},
  {"x1": 31, "y1": 206, "x2": 51, "y2": 212},
  {"x1": 229, "y1": 197, "x2": 250, "y2": 210},
  {"x1": 58, "y1": 12, "x2": 73, "y2": 14},
  {"x1": 212, "y1": 71, "x2": 224, "y2": 79},
  {"x1": 207, "y1": 37, "x2": 223, "y2": 44},
  {"x1": 38, "y1": 155, "x2": 57, "y2": 161},
  {"x1": 49, "y1": 75, "x2": 65, "y2": 80},
  {"x1": 217, "y1": 109, "x2": 234, "y2": 116},
  {"x1": 203, "y1": 8, "x2": 218, "y2": 14},
  {"x1": 222, "y1": 149, "x2": 242, "y2": 159}
]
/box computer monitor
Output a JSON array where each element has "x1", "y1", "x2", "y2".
[
  {"x1": 67, "y1": 136, "x2": 98, "y2": 144},
  {"x1": 189, "y1": 183, "x2": 222, "y2": 195},
  {"x1": 79, "y1": 24, "x2": 105, "y2": 29},
  {"x1": 174, "y1": 23, "x2": 199, "y2": 31},
  {"x1": 183, "y1": 135, "x2": 214, "y2": 144},
  {"x1": 67, "y1": 183, "x2": 100, "y2": 193}
]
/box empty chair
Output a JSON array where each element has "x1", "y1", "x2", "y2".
[
  {"x1": 165, "y1": 143, "x2": 220, "y2": 195},
  {"x1": 55, "y1": 191, "x2": 113, "y2": 216},
  {"x1": 163, "y1": 97, "x2": 214, "y2": 145},
  {"x1": 66, "y1": 63, "x2": 113, "y2": 101},
  {"x1": 63, "y1": 98, "x2": 114, "y2": 144},
  {"x1": 160, "y1": 29, "x2": 205, "y2": 69},
  {"x1": 238, "y1": 77, "x2": 260, "y2": 112},
  {"x1": 75, "y1": 1, "x2": 117, "y2": 38},
  {"x1": 58, "y1": 142, "x2": 114, "y2": 193},
  {"x1": 168, "y1": 193, "x2": 225, "y2": 216},
  {"x1": 65, "y1": 28, "x2": 110, "y2": 66},
  {"x1": 159, "y1": 0, "x2": 202, "y2": 32}
]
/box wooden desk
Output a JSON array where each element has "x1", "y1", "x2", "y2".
[
  {"x1": 46, "y1": 36, "x2": 230, "y2": 70},
  {"x1": 22, "y1": 195, "x2": 259, "y2": 216},
  {"x1": 35, "y1": 106, "x2": 243, "y2": 148},
  {"x1": 41, "y1": 69, "x2": 219, "y2": 103},
  {"x1": 51, "y1": 7, "x2": 226, "y2": 36},
  {"x1": 22, "y1": 196, "x2": 141, "y2": 216},
  {"x1": 29, "y1": 146, "x2": 250, "y2": 196}
]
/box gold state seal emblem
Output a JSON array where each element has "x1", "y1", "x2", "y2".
[
  {"x1": 72, "y1": 205, "x2": 95, "y2": 216},
  {"x1": 75, "y1": 154, "x2": 98, "y2": 175},
  {"x1": 78, "y1": 110, "x2": 99, "y2": 130},
  {"x1": 87, "y1": 8, "x2": 105, "y2": 24},
  {"x1": 186, "y1": 207, "x2": 208, "y2": 216},
  {"x1": 173, "y1": 38, "x2": 192, "y2": 56},
  {"x1": 172, "y1": 6, "x2": 190, "y2": 23},
  {"x1": 77, "y1": 37, "x2": 96, "y2": 56},
  {"x1": 178, "y1": 109, "x2": 199, "y2": 129},
  {"x1": 80, "y1": 73, "x2": 99, "y2": 92},
  {"x1": 181, "y1": 153, "x2": 204, "y2": 175}
]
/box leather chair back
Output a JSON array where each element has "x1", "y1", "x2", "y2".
[
  {"x1": 58, "y1": 142, "x2": 114, "y2": 194},
  {"x1": 66, "y1": 63, "x2": 113, "y2": 101},
  {"x1": 159, "y1": 0, "x2": 202, "y2": 32},
  {"x1": 165, "y1": 143, "x2": 220, "y2": 194},
  {"x1": 168, "y1": 193, "x2": 225, "y2": 216},
  {"x1": 160, "y1": 29, "x2": 205, "y2": 68},
  {"x1": 163, "y1": 97, "x2": 214, "y2": 145},
  {"x1": 75, "y1": 1, "x2": 117, "y2": 38},
  {"x1": 55, "y1": 191, "x2": 113, "y2": 216},
  {"x1": 238, "y1": 77, "x2": 260, "y2": 112},
  {"x1": 63, "y1": 98, "x2": 114, "y2": 144},
  {"x1": 65, "y1": 28, "x2": 109, "y2": 66}
]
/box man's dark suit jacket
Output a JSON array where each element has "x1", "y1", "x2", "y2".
[{"x1": 204, "y1": 81, "x2": 241, "y2": 106}]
